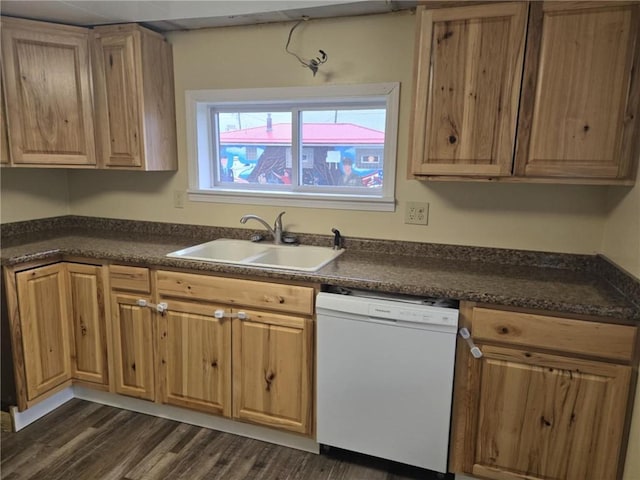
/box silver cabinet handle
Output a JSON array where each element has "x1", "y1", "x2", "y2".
[
  {"x1": 459, "y1": 328, "x2": 483, "y2": 358},
  {"x1": 214, "y1": 309, "x2": 226, "y2": 319},
  {"x1": 237, "y1": 311, "x2": 248, "y2": 320}
]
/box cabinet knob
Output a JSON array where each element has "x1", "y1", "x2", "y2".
[
  {"x1": 264, "y1": 294, "x2": 285, "y2": 304},
  {"x1": 237, "y1": 311, "x2": 248, "y2": 320},
  {"x1": 214, "y1": 309, "x2": 226, "y2": 319}
]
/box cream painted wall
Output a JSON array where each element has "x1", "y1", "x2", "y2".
[
  {"x1": 65, "y1": 12, "x2": 609, "y2": 254},
  {"x1": 602, "y1": 166, "x2": 640, "y2": 278},
  {"x1": 1, "y1": 10, "x2": 639, "y2": 479},
  {"x1": 602, "y1": 167, "x2": 640, "y2": 480},
  {"x1": 0, "y1": 169, "x2": 69, "y2": 223}
]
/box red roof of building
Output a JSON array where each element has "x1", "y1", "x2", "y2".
[{"x1": 220, "y1": 123, "x2": 384, "y2": 145}]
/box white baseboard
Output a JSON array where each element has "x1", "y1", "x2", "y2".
[
  {"x1": 10, "y1": 387, "x2": 74, "y2": 431},
  {"x1": 10, "y1": 386, "x2": 318, "y2": 453},
  {"x1": 73, "y1": 386, "x2": 319, "y2": 453}
]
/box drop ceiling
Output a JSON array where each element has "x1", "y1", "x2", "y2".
[{"x1": 0, "y1": 1, "x2": 418, "y2": 32}]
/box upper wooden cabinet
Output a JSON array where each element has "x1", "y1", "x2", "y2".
[
  {"x1": 0, "y1": 17, "x2": 177, "y2": 170},
  {"x1": 411, "y1": 3, "x2": 528, "y2": 177},
  {"x1": 92, "y1": 24, "x2": 177, "y2": 170},
  {"x1": 515, "y1": 1, "x2": 640, "y2": 180},
  {"x1": 1, "y1": 70, "x2": 10, "y2": 165},
  {"x1": 410, "y1": 1, "x2": 640, "y2": 184},
  {"x1": 1, "y1": 17, "x2": 96, "y2": 167}
]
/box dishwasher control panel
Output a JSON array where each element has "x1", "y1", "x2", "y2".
[
  {"x1": 317, "y1": 289, "x2": 459, "y2": 331},
  {"x1": 368, "y1": 303, "x2": 458, "y2": 326}
]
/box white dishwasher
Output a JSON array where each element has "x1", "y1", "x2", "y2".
[{"x1": 316, "y1": 290, "x2": 459, "y2": 473}]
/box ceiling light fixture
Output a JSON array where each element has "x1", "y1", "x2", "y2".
[{"x1": 285, "y1": 17, "x2": 328, "y2": 77}]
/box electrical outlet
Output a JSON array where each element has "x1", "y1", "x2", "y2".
[
  {"x1": 405, "y1": 201, "x2": 429, "y2": 225},
  {"x1": 173, "y1": 190, "x2": 185, "y2": 209}
]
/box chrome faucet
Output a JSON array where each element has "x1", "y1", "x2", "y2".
[{"x1": 240, "y1": 211, "x2": 286, "y2": 245}]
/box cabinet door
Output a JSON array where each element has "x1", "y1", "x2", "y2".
[
  {"x1": 159, "y1": 300, "x2": 231, "y2": 416},
  {"x1": 1, "y1": 70, "x2": 10, "y2": 165},
  {"x1": 467, "y1": 345, "x2": 631, "y2": 480},
  {"x1": 67, "y1": 264, "x2": 108, "y2": 385},
  {"x1": 92, "y1": 30, "x2": 143, "y2": 168},
  {"x1": 410, "y1": 3, "x2": 527, "y2": 176},
  {"x1": 111, "y1": 293, "x2": 154, "y2": 400},
  {"x1": 16, "y1": 264, "x2": 72, "y2": 401},
  {"x1": 1, "y1": 18, "x2": 96, "y2": 166},
  {"x1": 93, "y1": 25, "x2": 176, "y2": 171},
  {"x1": 515, "y1": 2, "x2": 640, "y2": 179},
  {"x1": 232, "y1": 309, "x2": 313, "y2": 435}
]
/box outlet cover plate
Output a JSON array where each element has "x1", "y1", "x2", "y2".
[
  {"x1": 405, "y1": 201, "x2": 429, "y2": 225},
  {"x1": 173, "y1": 190, "x2": 185, "y2": 209}
]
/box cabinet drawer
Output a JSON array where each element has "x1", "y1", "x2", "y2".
[
  {"x1": 109, "y1": 265, "x2": 150, "y2": 293},
  {"x1": 472, "y1": 308, "x2": 637, "y2": 362},
  {"x1": 156, "y1": 271, "x2": 314, "y2": 316}
]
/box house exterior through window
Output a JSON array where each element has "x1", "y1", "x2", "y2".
[{"x1": 186, "y1": 83, "x2": 399, "y2": 211}]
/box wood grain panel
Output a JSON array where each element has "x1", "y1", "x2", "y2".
[
  {"x1": 3, "y1": 266, "x2": 28, "y2": 411},
  {"x1": 92, "y1": 23, "x2": 177, "y2": 171},
  {"x1": 411, "y1": 3, "x2": 527, "y2": 176},
  {"x1": 109, "y1": 265, "x2": 150, "y2": 293},
  {"x1": 140, "y1": 26, "x2": 178, "y2": 171},
  {"x1": 473, "y1": 345, "x2": 631, "y2": 480},
  {"x1": 520, "y1": 2, "x2": 639, "y2": 179},
  {"x1": 93, "y1": 30, "x2": 142, "y2": 167},
  {"x1": 111, "y1": 293, "x2": 155, "y2": 400},
  {"x1": 160, "y1": 299, "x2": 231, "y2": 416},
  {"x1": 472, "y1": 308, "x2": 637, "y2": 362},
  {"x1": 1, "y1": 17, "x2": 96, "y2": 166},
  {"x1": 156, "y1": 271, "x2": 314, "y2": 316},
  {"x1": 67, "y1": 264, "x2": 108, "y2": 385},
  {"x1": 16, "y1": 264, "x2": 72, "y2": 401},
  {"x1": 232, "y1": 309, "x2": 313, "y2": 435},
  {"x1": 1, "y1": 70, "x2": 10, "y2": 165}
]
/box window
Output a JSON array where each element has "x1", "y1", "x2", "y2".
[{"x1": 186, "y1": 83, "x2": 399, "y2": 211}]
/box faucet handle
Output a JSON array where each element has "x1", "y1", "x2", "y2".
[
  {"x1": 331, "y1": 228, "x2": 342, "y2": 250},
  {"x1": 274, "y1": 211, "x2": 286, "y2": 227}
]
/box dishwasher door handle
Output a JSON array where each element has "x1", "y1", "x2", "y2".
[{"x1": 366, "y1": 316, "x2": 398, "y2": 324}]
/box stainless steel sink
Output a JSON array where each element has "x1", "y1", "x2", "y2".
[{"x1": 167, "y1": 239, "x2": 344, "y2": 272}]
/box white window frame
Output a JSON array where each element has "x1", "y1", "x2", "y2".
[{"x1": 185, "y1": 83, "x2": 400, "y2": 211}]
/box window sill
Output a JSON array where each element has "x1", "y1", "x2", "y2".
[{"x1": 188, "y1": 189, "x2": 395, "y2": 212}]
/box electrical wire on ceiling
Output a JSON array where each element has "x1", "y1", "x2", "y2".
[{"x1": 285, "y1": 17, "x2": 328, "y2": 77}]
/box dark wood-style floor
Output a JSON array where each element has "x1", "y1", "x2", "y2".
[{"x1": 1, "y1": 399, "x2": 451, "y2": 480}]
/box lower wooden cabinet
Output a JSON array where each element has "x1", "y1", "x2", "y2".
[
  {"x1": 232, "y1": 309, "x2": 313, "y2": 435},
  {"x1": 451, "y1": 303, "x2": 638, "y2": 480},
  {"x1": 7, "y1": 263, "x2": 316, "y2": 436},
  {"x1": 159, "y1": 299, "x2": 231, "y2": 416},
  {"x1": 5, "y1": 261, "x2": 108, "y2": 410},
  {"x1": 156, "y1": 270, "x2": 316, "y2": 436},
  {"x1": 15, "y1": 264, "x2": 72, "y2": 403},
  {"x1": 110, "y1": 292, "x2": 155, "y2": 401},
  {"x1": 67, "y1": 263, "x2": 108, "y2": 385}
]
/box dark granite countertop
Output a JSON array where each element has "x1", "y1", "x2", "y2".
[{"x1": 2, "y1": 216, "x2": 639, "y2": 321}]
